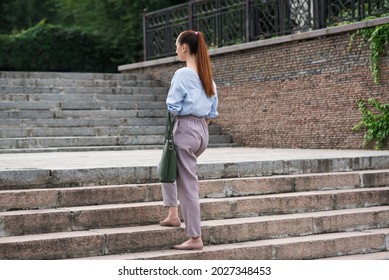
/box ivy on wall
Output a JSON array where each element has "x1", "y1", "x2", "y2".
[
  {"x1": 350, "y1": 23, "x2": 389, "y2": 150},
  {"x1": 349, "y1": 23, "x2": 389, "y2": 84},
  {"x1": 353, "y1": 98, "x2": 389, "y2": 150}
]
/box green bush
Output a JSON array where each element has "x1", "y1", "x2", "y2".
[
  {"x1": 0, "y1": 22, "x2": 118, "y2": 72},
  {"x1": 353, "y1": 98, "x2": 389, "y2": 150}
]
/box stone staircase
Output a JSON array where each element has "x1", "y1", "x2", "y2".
[
  {"x1": 0, "y1": 151, "x2": 388, "y2": 260},
  {"x1": 0, "y1": 71, "x2": 235, "y2": 153}
]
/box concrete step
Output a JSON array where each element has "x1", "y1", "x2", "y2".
[
  {"x1": 0, "y1": 101, "x2": 61, "y2": 110},
  {"x1": 322, "y1": 251, "x2": 389, "y2": 259},
  {"x1": 0, "y1": 126, "x2": 167, "y2": 137},
  {"x1": 0, "y1": 117, "x2": 167, "y2": 128},
  {"x1": 55, "y1": 109, "x2": 166, "y2": 119},
  {"x1": 0, "y1": 142, "x2": 240, "y2": 154},
  {"x1": 0, "y1": 84, "x2": 167, "y2": 94},
  {"x1": 0, "y1": 230, "x2": 106, "y2": 259},
  {"x1": 1, "y1": 211, "x2": 388, "y2": 259},
  {"x1": 0, "y1": 110, "x2": 166, "y2": 120},
  {"x1": 0, "y1": 100, "x2": 167, "y2": 110},
  {"x1": 0, "y1": 124, "x2": 225, "y2": 144},
  {"x1": 0, "y1": 71, "x2": 153, "y2": 81},
  {"x1": 0, "y1": 71, "x2": 163, "y2": 90},
  {"x1": 77, "y1": 228, "x2": 389, "y2": 260},
  {"x1": 0, "y1": 135, "x2": 162, "y2": 149},
  {"x1": 0, "y1": 122, "x2": 223, "y2": 135},
  {"x1": 0, "y1": 93, "x2": 166, "y2": 102},
  {"x1": 1, "y1": 187, "x2": 388, "y2": 237},
  {"x1": 0, "y1": 134, "x2": 233, "y2": 150},
  {"x1": 1, "y1": 150, "x2": 388, "y2": 189},
  {"x1": 0, "y1": 110, "x2": 55, "y2": 119},
  {"x1": 61, "y1": 101, "x2": 166, "y2": 110},
  {"x1": 0, "y1": 80, "x2": 163, "y2": 90},
  {"x1": 1, "y1": 170, "x2": 387, "y2": 210}
]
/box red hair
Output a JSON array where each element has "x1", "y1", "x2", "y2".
[{"x1": 178, "y1": 30, "x2": 215, "y2": 97}]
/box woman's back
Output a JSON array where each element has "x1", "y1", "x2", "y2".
[{"x1": 167, "y1": 67, "x2": 218, "y2": 118}]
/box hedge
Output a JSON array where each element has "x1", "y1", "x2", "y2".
[{"x1": 0, "y1": 22, "x2": 118, "y2": 73}]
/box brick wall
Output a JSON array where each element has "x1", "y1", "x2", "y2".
[{"x1": 121, "y1": 19, "x2": 389, "y2": 150}]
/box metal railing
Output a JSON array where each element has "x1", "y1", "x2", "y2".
[{"x1": 144, "y1": 0, "x2": 389, "y2": 60}]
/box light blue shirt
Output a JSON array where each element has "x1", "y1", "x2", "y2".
[{"x1": 166, "y1": 67, "x2": 218, "y2": 118}]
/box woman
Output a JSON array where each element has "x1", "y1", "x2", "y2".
[{"x1": 159, "y1": 30, "x2": 218, "y2": 250}]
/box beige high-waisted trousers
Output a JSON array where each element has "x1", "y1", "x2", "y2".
[{"x1": 161, "y1": 115, "x2": 209, "y2": 237}]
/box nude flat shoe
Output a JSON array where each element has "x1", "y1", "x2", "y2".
[
  {"x1": 173, "y1": 241, "x2": 203, "y2": 250},
  {"x1": 173, "y1": 239, "x2": 204, "y2": 250},
  {"x1": 159, "y1": 217, "x2": 181, "y2": 227}
]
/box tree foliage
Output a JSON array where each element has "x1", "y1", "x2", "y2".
[
  {"x1": 0, "y1": 0, "x2": 57, "y2": 34},
  {"x1": 0, "y1": 0, "x2": 186, "y2": 66},
  {"x1": 0, "y1": 21, "x2": 117, "y2": 72}
]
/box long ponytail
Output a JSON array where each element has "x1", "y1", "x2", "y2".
[{"x1": 178, "y1": 30, "x2": 215, "y2": 97}]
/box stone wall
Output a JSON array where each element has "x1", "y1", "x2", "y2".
[{"x1": 119, "y1": 18, "x2": 389, "y2": 150}]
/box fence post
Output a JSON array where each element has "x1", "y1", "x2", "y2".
[
  {"x1": 245, "y1": 0, "x2": 250, "y2": 42},
  {"x1": 359, "y1": 0, "x2": 366, "y2": 19},
  {"x1": 189, "y1": 0, "x2": 194, "y2": 30},
  {"x1": 313, "y1": 0, "x2": 326, "y2": 29},
  {"x1": 281, "y1": 0, "x2": 292, "y2": 35},
  {"x1": 217, "y1": 0, "x2": 222, "y2": 47},
  {"x1": 143, "y1": 10, "x2": 148, "y2": 61}
]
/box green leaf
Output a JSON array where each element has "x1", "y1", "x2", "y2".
[{"x1": 354, "y1": 99, "x2": 389, "y2": 150}]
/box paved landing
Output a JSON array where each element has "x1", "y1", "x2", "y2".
[{"x1": 1, "y1": 147, "x2": 389, "y2": 170}]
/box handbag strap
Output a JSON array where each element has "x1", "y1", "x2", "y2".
[{"x1": 165, "y1": 112, "x2": 176, "y2": 142}]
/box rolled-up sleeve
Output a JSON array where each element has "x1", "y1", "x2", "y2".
[
  {"x1": 207, "y1": 95, "x2": 218, "y2": 118},
  {"x1": 207, "y1": 83, "x2": 219, "y2": 119},
  {"x1": 166, "y1": 72, "x2": 185, "y2": 115}
]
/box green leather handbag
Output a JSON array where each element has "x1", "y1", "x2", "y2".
[{"x1": 159, "y1": 112, "x2": 177, "y2": 183}]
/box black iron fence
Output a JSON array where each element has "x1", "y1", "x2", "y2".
[{"x1": 144, "y1": 0, "x2": 389, "y2": 60}]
